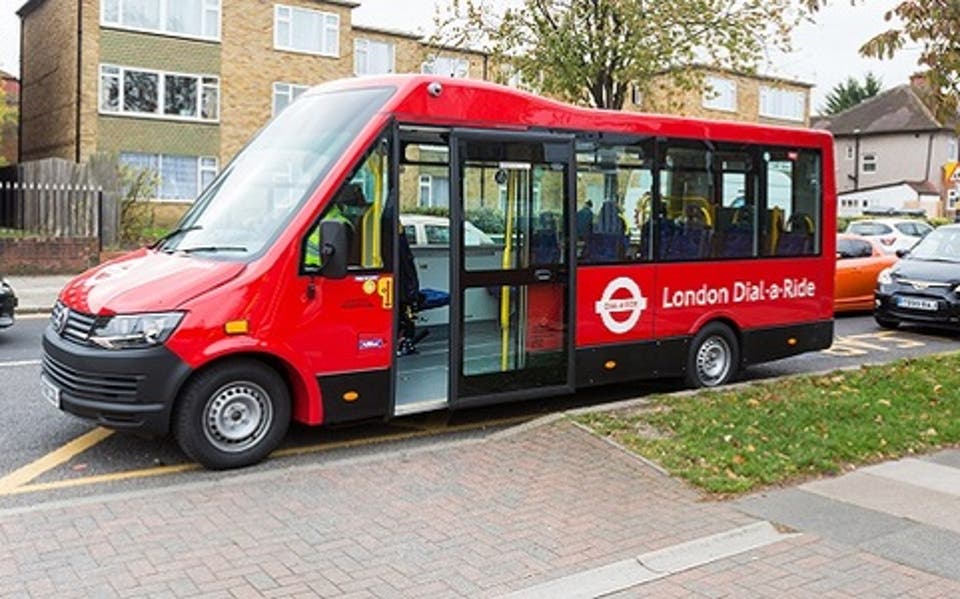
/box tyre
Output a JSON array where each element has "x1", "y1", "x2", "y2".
[
  {"x1": 174, "y1": 359, "x2": 291, "y2": 470},
  {"x1": 685, "y1": 323, "x2": 739, "y2": 388},
  {"x1": 874, "y1": 314, "x2": 899, "y2": 330}
]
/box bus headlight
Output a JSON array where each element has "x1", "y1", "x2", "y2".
[
  {"x1": 89, "y1": 312, "x2": 184, "y2": 350},
  {"x1": 877, "y1": 268, "x2": 894, "y2": 286}
]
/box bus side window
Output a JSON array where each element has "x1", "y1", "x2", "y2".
[
  {"x1": 301, "y1": 135, "x2": 391, "y2": 272},
  {"x1": 766, "y1": 149, "x2": 821, "y2": 257},
  {"x1": 575, "y1": 137, "x2": 654, "y2": 264}
]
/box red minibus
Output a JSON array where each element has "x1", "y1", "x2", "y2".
[{"x1": 41, "y1": 76, "x2": 835, "y2": 469}]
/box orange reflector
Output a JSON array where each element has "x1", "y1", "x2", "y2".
[
  {"x1": 224, "y1": 320, "x2": 249, "y2": 335},
  {"x1": 787, "y1": 337, "x2": 797, "y2": 346},
  {"x1": 343, "y1": 391, "x2": 359, "y2": 402},
  {"x1": 604, "y1": 360, "x2": 617, "y2": 370}
]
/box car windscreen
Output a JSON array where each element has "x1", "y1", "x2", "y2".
[
  {"x1": 909, "y1": 228, "x2": 960, "y2": 262},
  {"x1": 159, "y1": 86, "x2": 396, "y2": 257},
  {"x1": 848, "y1": 222, "x2": 892, "y2": 236},
  {"x1": 837, "y1": 238, "x2": 871, "y2": 258}
]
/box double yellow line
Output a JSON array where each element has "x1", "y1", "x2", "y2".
[{"x1": 0, "y1": 415, "x2": 532, "y2": 497}]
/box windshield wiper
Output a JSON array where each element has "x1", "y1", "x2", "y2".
[
  {"x1": 175, "y1": 245, "x2": 249, "y2": 254},
  {"x1": 153, "y1": 225, "x2": 203, "y2": 249}
]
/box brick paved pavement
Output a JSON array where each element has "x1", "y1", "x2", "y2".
[{"x1": 1, "y1": 421, "x2": 958, "y2": 598}]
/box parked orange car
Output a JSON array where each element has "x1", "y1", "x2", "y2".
[{"x1": 835, "y1": 234, "x2": 898, "y2": 312}]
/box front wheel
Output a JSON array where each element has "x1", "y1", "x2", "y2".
[
  {"x1": 685, "y1": 323, "x2": 739, "y2": 388},
  {"x1": 174, "y1": 359, "x2": 291, "y2": 470}
]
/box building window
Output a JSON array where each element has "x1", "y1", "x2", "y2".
[
  {"x1": 101, "y1": 0, "x2": 220, "y2": 41},
  {"x1": 632, "y1": 84, "x2": 643, "y2": 107},
  {"x1": 418, "y1": 174, "x2": 432, "y2": 207},
  {"x1": 702, "y1": 76, "x2": 737, "y2": 112},
  {"x1": 759, "y1": 86, "x2": 805, "y2": 122},
  {"x1": 274, "y1": 5, "x2": 339, "y2": 57},
  {"x1": 862, "y1": 152, "x2": 877, "y2": 173},
  {"x1": 845, "y1": 145, "x2": 854, "y2": 161},
  {"x1": 272, "y1": 82, "x2": 310, "y2": 116},
  {"x1": 120, "y1": 152, "x2": 218, "y2": 200},
  {"x1": 949, "y1": 138, "x2": 958, "y2": 161},
  {"x1": 99, "y1": 64, "x2": 219, "y2": 122},
  {"x1": 354, "y1": 38, "x2": 395, "y2": 76},
  {"x1": 421, "y1": 56, "x2": 469, "y2": 78}
]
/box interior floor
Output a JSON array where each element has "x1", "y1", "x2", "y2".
[{"x1": 395, "y1": 320, "x2": 522, "y2": 414}]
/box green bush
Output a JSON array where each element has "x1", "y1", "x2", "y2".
[{"x1": 466, "y1": 207, "x2": 506, "y2": 234}]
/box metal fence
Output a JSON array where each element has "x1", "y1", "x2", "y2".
[{"x1": 0, "y1": 181, "x2": 104, "y2": 244}]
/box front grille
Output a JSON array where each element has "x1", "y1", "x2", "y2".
[
  {"x1": 897, "y1": 278, "x2": 952, "y2": 291},
  {"x1": 51, "y1": 301, "x2": 100, "y2": 345},
  {"x1": 42, "y1": 354, "x2": 141, "y2": 403}
]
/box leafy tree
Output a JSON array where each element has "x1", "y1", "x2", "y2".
[
  {"x1": 0, "y1": 88, "x2": 17, "y2": 167},
  {"x1": 858, "y1": 1, "x2": 960, "y2": 119},
  {"x1": 801, "y1": 1, "x2": 960, "y2": 119},
  {"x1": 821, "y1": 73, "x2": 883, "y2": 115},
  {"x1": 433, "y1": 0, "x2": 806, "y2": 110}
]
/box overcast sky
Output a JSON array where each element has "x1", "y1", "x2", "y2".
[{"x1": 1, "y1": 0, "x2": 924, "y2": 115}]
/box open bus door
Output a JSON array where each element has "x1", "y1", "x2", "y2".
[{"x1": 449, "y1": 130, "x2": 577, "y2": 407}]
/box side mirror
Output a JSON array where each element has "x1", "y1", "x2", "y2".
[
  {"x1": 895, "y1": 248, "x2": 909, "y2": 259},
  {"x1": 319, "y1": 220, "x2": 349, "y2": 279}
]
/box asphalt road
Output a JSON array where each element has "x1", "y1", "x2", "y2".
[{"x1": 0, "y1": 313, "x2": 956, "y2": 509}]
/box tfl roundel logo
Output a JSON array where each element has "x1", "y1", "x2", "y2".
[{"x1": 595, "y1": 277, "x2": 647, "y2": 334}]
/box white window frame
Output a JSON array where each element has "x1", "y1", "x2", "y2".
[
  {"x1": 845, "y1": 145, "x2": 854, "y2": 161},
  {"x1": 272, "y1": 82, "x2": 310, "y2": 116},
  {"x1": 862, "y1": 152, "x2": 877, "y2": 174},
  {"x1": 120, "y1": 152, "x2": 219, "y2": 201},
  {"x1": 632, "y1": 84, "x2": 643, "y2": 107},
  {"x1": 759, "y1": 86, "x2": 805, "y2": 122},
  {"x1": 703, "y1": 76, "x2": 737, "y2": 112},
  {"x1": 274, "y1": 4, "x2": 340, "y2": 58},
  {"x1": 354, "y1": 38, "x2": 395, "y2": 76},
  {"x1": 418, "y1": 174, "x2": 433, "y2": 207},
  {"x1": 948, "y1": 138, "x2": 958, "y2": 161},
  {"x1": 99, "y1": 63, "x2": 220, "y2": 123},
  {"x1": 100, "y1": 0, "x2": 221, "y2": 42},
  {"x1": 421, "y1": 56, "x2": 469, "y2": 78}
]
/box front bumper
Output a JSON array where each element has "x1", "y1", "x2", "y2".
[
  {"x1": 0, "y1": 291, "x2": 16, "y2": 328},
  {"x1": 42, "y1": 325, "x2": 194, "y2": 435},
  {"x1": 875, "y1": 287, "x2": 960, "y2": 329}
]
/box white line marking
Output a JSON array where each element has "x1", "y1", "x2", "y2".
[{"x1": 0, "y1": 360, "x2": 41, "y2": 368}]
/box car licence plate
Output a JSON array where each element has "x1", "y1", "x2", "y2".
[
  {"x1": 897, "y1": 296, "x2": 938, "y2": 311},
  {"x1": 40, "y1": 374, "x2": 61, "y2": 409}
]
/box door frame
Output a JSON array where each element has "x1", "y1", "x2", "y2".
[{"x1": 448, "y1": 128, "x2": 578, "y2": 409}]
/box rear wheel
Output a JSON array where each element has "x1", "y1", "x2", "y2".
[
  {"x1": 685, "y1": 323, "x2": 739, "y2": 388},
  {"x1": 174, "y1": 359, "x2": 290, "y2": 470}
]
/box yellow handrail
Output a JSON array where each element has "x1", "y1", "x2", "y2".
[{"x1": 500, "y1": 170, "x2": 516, "y2": 371}]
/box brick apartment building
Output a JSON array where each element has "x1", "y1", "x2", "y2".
[
  {"x1": 17, "y1": 0, "x2": 811, "y2": 204},
  {"x1": 633, "y1": 67, "x2": 813, "y2": 128},
  {"x1": 17, "y1": 0, "x2": 485, "y2": 201}
]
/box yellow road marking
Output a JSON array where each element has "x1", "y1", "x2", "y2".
[
  {"x1": 0, "y1": 415, "x2": 533, "y2": 497},
  {"x1": 4, "y1": 464, "x2": 198, "y2": 496},
  {"x1": 0, "y1": 427, "x2": 114, "y2": 494}
]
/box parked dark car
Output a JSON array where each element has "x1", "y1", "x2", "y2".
[
  {"x1": 0, "y1": 277, "x2": 16, "y2": 329},
  {"x1": 875, "y1": 224, "x2": 960, "y2": 330}
]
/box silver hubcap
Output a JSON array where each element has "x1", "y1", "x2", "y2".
[
  {"x1": 696, "y1": 335, "x2": 731, "y2": 386},
  {"x1": 202, "y1": 381, "x2": 273, "y2": 453}
]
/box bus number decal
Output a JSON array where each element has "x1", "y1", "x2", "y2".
[
  {"x1": 595, "y1": 277, "x2": 648, "y2": 334},
  {"x1": 377, "y1": 277, "x2": 393, "y2": 310}
]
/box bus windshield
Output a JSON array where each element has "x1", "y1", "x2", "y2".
[{"x1": 159, "y1": 86, "x2": 396, "y2": 257}]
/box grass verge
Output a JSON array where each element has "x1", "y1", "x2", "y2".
[{"x1": 572, "y1": 353, "x2": 960, "y2": 496}]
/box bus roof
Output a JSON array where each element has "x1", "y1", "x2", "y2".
[{"x1": 310, "y1": 75, "x2": 833, "y2": 150}]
